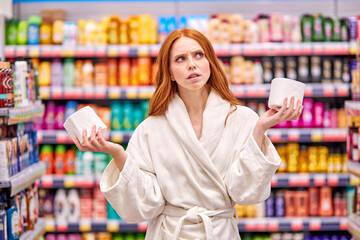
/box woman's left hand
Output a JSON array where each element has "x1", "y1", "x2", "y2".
[{"x1": 256, "y1": 96, "x2": 303, "y2": 133}]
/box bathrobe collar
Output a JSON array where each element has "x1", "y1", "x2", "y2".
[{"x1": 165, "y1": 90, "x2": 232, "y2": 205}]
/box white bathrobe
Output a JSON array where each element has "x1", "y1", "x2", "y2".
[{"x1": 100, "y1": 91, "x2": 281, "y2": 240}]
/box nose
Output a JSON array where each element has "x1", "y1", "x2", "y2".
[{"x1": 188, "y1": 57, "x2": 196, "y2": 70}]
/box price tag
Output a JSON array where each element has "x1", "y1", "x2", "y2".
[
  {"x1": 111, "y1": 131, "x2": 124, "y2": 143},
  {"x1": 230, "y1": 44, "x2": 242, "y2": 56},
  {"x1": 244, "y1": 219, "x2": 256, "y2": 231},
  {"x1": 125, "y1": 86, "x2": 138, "y2": 99},
  {"x1": 242, "y1": 43, "x2": 257, "y2": 56},
  {"x1": 138, "y1": 221, "x2": 148, "y2": 232},
  {"x1": 150, "y1": 44, "x2": 160, "y2": 57},
  {"x1": 107, "y1": 220, "x2": 119, "y2": 232},
  {"x1": 102, "y1": 130, "x2": 111, "y2": 141},
  {"x1": 79, "y1": 219, "x2": 91, "y2": 232},
  {"x1": 52, "y1": 45, "x2": 62, "y2": 57},
  {"x1": 312, "y1": 42, "x2": 324, "y2": 55},
  {"x1": 37, "y1": 131, "x2": 43, "y2": 144},
  {"x1": 61, "y1": 45, "x2": 76, "y2": 57},
  {"x1": 138, "y1": 45, "x2": 149, "y2": 57},
  {"x1": 94, "y1": 86, "x2": 107, "y2": 99},
  {"x1": 287, "y1": 129, "x2": 300, "y2": 142},
  {"x1": 309, "y1": 218, "x2": 321, "y2": 230},
  {"x1": 267, "y1": 219, "x2": 279, "y2": 231},
  {"x1": 271, "y1": 174, "x2": 278, "y2": 187},
  {"x1": 107, "y1": 45, "x2": 119, "y2": 57},
  {"x1": 336, "y1": 84, "x2": 349, "y2": 97},
  {"x1": 339, "y1": 218, "x2": 347, "y2": 230},
  {"x1": 216, "y1": 44, "x2": 230, "y2": 56},
  {"x1": 39, "y1": 86, "x2": 51, "y2": 99},
  {"x1": 327, "y1": 174, "x2": 339, "y2": 186},
  {"x1": 56, "y1": 220, "x2": 68, "y2": 232},
  {"x1": 313, "y1": 173, "x2": 326, "y2": 186},
  {"x1": 323, "y1": 84, "x2": 335, "y2": 97},
  {"x1": 4, "y1": 46, "x2": 15, "y2": 58},
  {"x1": 246, "y1": 84, "x2": 268, "y2": 98},
  {"x1": 291, "y1": 43, "x2": 302, "y2": 55},
  {"x1": 289, "y1": 174, "x2": 310, "y2": 186},
  {"x1": 76, "y1": 175, "x2": 94, "y2": 188},
  {"x1": 63, "y1": 87, "x2": 83, "y2": 99},
  {"x1": 282, "y1": 43, "x2": 292, "y2": 55},
  {"x1": 51, "y1": 86, "x2": 63, "y2": 99},
  {"x1": 108, "y1": 87, "x2": 122, "y2": 99},
  {"x1": 57, "y1": 131, "x2": 71, "y2": 144},
  {"x1": 45, "y1": 219, "x2": 56, "y2": 232},
  {"x1": 301, "y1": 43, "x2": 312, "y2": 55},
  {"x1": 256, "y1": 219, "x2": 266, "y2": 231},
  {"x1": 83, "y1": 86, "x2": 95, "y2": 99},
  {"x1": 28, "y1": 46, "x2": 41, "y2": 57},
  {"x1": 119, "y1": 45, "x2": 130, "y2": 57},
  {"x1": 96, "y1": 45, "x2": 107, "y2": 57},
  {"x1": 41, "y1": 175, "x2": 54, "y2": 188},
  {"x1": 41, "y1": 45, "x2": 53, "y2": 57},
  {"x1": 291, "y1": 218, "x2": 303, "y2": 231},
  {"x1": 261, "y1": 43, "x2": 272, "y2": 56},
  {"x1": 16, "y1": 46, "x2": 27, "y2": 57},
  {"x1": 138, "y1": 86, "x2": 155, "y2": 99},
  {"x1": 272, "y1": 43, "x2": 283, "y2": 55},
  {"x1": 267, "y1": 129, "x2": 282, "y2": 143},
  {"x1": 311, "y1": 129, "x2": 323, "y2": 142},
  {"x1": 64, "y1": 175, "x2": 76, "y2": 188},
  {"x1": 304, "y1": 85, "x2": 313, "y2": 97}
]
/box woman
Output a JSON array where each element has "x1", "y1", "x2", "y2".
[{"x1": 74, "y1": 28, "x2": 302, "y2": 239}]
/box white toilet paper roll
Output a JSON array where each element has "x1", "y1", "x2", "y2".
[
  {"x1": 268, "y1": 78, "x2": 306, "y2": 111},
  {"x1": 63, "y1": 106, "x2": 107, "y2": 144}
]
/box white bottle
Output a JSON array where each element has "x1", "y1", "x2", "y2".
[
  {"x1": 67, "y1": 189, "x2": 80, "y2": 223},
  {"x1": 14, "y1": 60, "x2": 28, "y2": 106},
  {"x1": 82, "y1": 151, "x2": 94, "y2": 176},
  {"x1": 54, "y1": 189, "x2": 69, "y2": 224},
  {"x1": 253, "y1": 59, "x2": 263, "y2": 84}
]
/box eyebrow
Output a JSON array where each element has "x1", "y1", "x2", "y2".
[{"x1": 173, "y1": 49, "x2": 204, "y2": 60}]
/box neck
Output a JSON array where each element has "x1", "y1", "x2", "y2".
[{"x1": 178, "y1": 87, "x2": 210, "y2": 114}]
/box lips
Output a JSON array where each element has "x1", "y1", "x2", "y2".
[{"x1": 187, "y1": 73, "x2": 201, "y2": 79}]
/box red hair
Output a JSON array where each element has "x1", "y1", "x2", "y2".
[{"x1": 148, "y1": 28, "x2": 242, "y2": 117}]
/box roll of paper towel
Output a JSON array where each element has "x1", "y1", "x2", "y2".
[
  {"x1": 268, "y1": 78, "x2": 306, "y2": 110},
  {"x1": 63, "y1": 106, "x2": 107, "y2": 144}
]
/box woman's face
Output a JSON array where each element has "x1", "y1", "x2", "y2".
[{"x1": 169, "y1": 36, "x2": 211, "y2": 94}]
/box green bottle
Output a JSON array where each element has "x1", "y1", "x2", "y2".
[
  {"x1": 323, "y1": 17, "x2": 333, "y2": 42},
  {"x1": 312, "y1": 13, "x2": 324, "y2": 42},
  {"x1": 301, "y1": 14, "x2": 313, "y2": 42},
  {"x1": 17, "y1": 20, "x2": 28, "y2": 45},
  {"x1": 332, "y1": 18, "x2": 342, "y2": 41},
  {"x1": 63, "y1": 58, "x2": 75, "y2": 87},
  {"x1": 6, "y1": 19, "x2": 18, "y2": 45}
]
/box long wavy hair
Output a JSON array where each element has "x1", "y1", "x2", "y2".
[{"x1": 148, "y1": 28, "x2": 242, "y2": 119}]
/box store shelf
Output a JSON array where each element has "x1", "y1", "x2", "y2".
[
  {"x1": 238, "y1": 217, "x2": 348, "y2": 232},
  {"x1": 4, "y1": 42, "x2": 353, "y2": 58},
  {"x1": 39, "y1": 173, "x2": 350, "y2": 189},
  {"x1": 271, "y1": 173, "x2": 351, "y2": 187},
  {"x1": 39, "y1": 83, "x2": 350, "y2": 100},
  {"x1": 0, "y1": 162, "x2": 47, "y2": 196},
  {"x1": 43, "y1": 217, "x2": 347, "y2": 233},
  {"x1": 37, "y1": 128, "x2": 346, "y2": 144},
  {"x1": 20, "y1": 218, "x2": 46, "y2": 240},
  {"x1": 348, "y1": 215, "x2": 360, "y2": 240},
  {"x1": 347, "y1": 161, "x2": 360, "y2": 178},
  {"x1": 0, "y1": 103, "x2": 45, "y2": 125},
  {"x1": 266, "y1": 128, "x2": 347, "y2": 143}
]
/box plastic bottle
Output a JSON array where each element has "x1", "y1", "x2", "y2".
[
  {"x1": 16, "y1": 21, "x2": 28, "y2": 45},
  {"x1": 82, "y1": 60, "x2": 94, "y2": 87},
  {"x1": 14, "y1": 59, "x2": 28, "y2": 106},
  {"x1": 54, "y1": 145, "x2": 66, "y2": 175},
  {"x1": 52, "y1": 20, "x2": 64, "y2": 45},
  {"x1": 6, "y1": 198, "x2": 20, "y2": 240},
  {"x1": 67, "y1": 189, "x2": 80, "y2": 223},
  {"x1": 301, "y1": 14, "x2": 313, "y2": 42},
  {"x1": 54, "y1": 189, "x2": 69, "y2": 224},
  {"x1": 110, "y1": 101, "x2": 122, "y2": 130},
  {"x1": 6, "y1": 19, "x2": 18, "y2": 45},
  {"x1": 82, "y1": 152, "x2": 94, "y2": 176},
  {"x1": 63, "y1": 58, "x2": 75, "y2": 87},
  {"x1": 55, "y1": 105, "x2": 66, "y2": 130},
  {"x1": 122, "y1": 101, "x2": 133, "y2": 130},
  {"x1": 51, "y1": 59, "x2": 63, "y2": 87},
  {"x1": 38, "y1": 61, "x2": 51, "y2": 87},
  {"x1": 312, "y1": 13, "x2": 324, "y2": 42},
  {"x1": 40, "y1": 17, "x2": 52, "y2": 45},
  {"x1": 43, "y1": 101, "x2": 56, "y2": 130},
  {"x1": 27, "y1": 15, "x2": 42, "y2": 45},
  {"x1": 39, "y1": 144, "x2": 54, "y2": 174},
  {"x1": 65, "y1": 101, "x2": 78, "y2": 120},
  {"x1": 25, "y1": 187, "x2": 35, "y2": 230},
  {"x1": 64, "y1": 146, "x2": 77, "y2": 174},
  {"x1": 0, "y1": 202, "x2": 7, "y2": 240}
]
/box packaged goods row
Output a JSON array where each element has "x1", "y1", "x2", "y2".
[
  {"x1": 32, "y1": 56, "x2": 355, "y2": 88},
  {"x1": 5, "y1": 12, "x2": 359, "y2": 46}
]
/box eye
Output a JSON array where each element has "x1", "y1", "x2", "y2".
[
  {"x1": 195, "y1": 52, "x2": 204, "y2": 58},
  {"x1": 176, "y1": 56, "x2": 185, "y2": 62}
]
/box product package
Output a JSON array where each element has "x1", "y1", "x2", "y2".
[{"x1": 63, "y1": 106, "x2": 107, "y2": 144}]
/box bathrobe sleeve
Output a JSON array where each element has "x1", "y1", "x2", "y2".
[
  {"x1": 226, "y1": 109, "x2": 281, "y2": 205},
  {"x1": 100, "y1": 123, "x2": 165, "y2": 223}
]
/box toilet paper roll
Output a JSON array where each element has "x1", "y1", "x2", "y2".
[
  {"x1": 268, "y1": 78, "x2": 306, "y2": 111},
  {"x1": 63, "y1": 106, "x2": 107, "y2": 144}
]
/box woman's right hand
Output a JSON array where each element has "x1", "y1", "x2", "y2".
[{"x1": 74, "y1": 125, "x2": 128, "y2": 171}]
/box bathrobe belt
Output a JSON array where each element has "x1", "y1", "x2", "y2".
[{"x1": 162, "y1": 204, "x2": 236, "y2": 240}]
